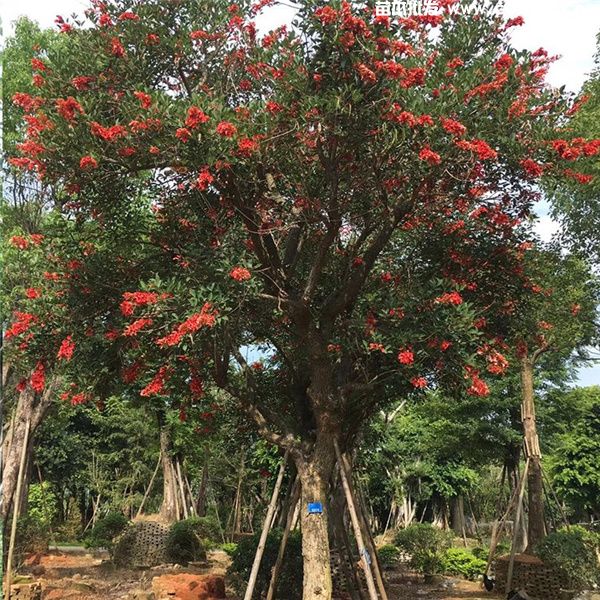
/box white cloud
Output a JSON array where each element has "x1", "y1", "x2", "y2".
[{"x1": 533, "y1": 216, "x2": 561, "y2": 243}]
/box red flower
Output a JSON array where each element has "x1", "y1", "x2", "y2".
[
  {"x1": 314, "y1": 6, "x2": 337, "y2": 25},
  {"x1": 571, "y1": 304, "x2": 582, "y2": 316},
  {"x1": 57, "y1": 335, "x2": 75, "y2": 361},
  {"x1": 140, "y1": 366, "x2": 170, "y2": 397},
  {"x1": 56, "y1": 97, "x2": 84, "y2": 121},
  {"x1": 146, "y1": 33, "x2": 160, "y2": 45},
  {"x1": 368, "y1": 343, "x2": 385, "y2": 352},
  {"x1": 266, "y1": 101, "x2": 282, "y2": 113},
  {"x1": 216, "y1": 121, "x2": 237, "y2": 137},
  {"x1": 237, "y1": 137, "x2": 259, "y2": 156},
  {"x1": 16, "y1": 379, "x2": 27, "y2": 393},
  {"x1": 134, "y1": 91, "x2": 152, "y2": 109},
  {"x1": 176, "y1": 127, "x2": 192, "y2": 143},
  {"x1": 185, "y1": 106, "x2": 210, "y2": 128},
  {"x1": 196, "y1": 169, "x2": 214, "y2": 191},
  {"x1": 123, "y1": 318, "x2": 153, "y2": 336},
  {"x1": 25, "y1": 288, "x2": 40, "y2": 299},
  {"x1": 156, "y1": 303, "x2": 217, "y2": 347},
  {"x1": 440, "y1": 340, "x2": 452, "y2": 351},
  {"x1": 118, "y1": 10, "x2": 139, "y2": 20},
  {"x1": 72, "y1": 76, "x2": 93, "y2": 90},
  {"x1": 357, "y1": 63, "x2": 377, "y2": 84},
  {"x1": 441, "y1": 118, "x2": 467, "y2": 137},
  {"x1": 230, "y1": 266, "x2": 251, "y2": 281},
  {"x1": 110, "y1": 37, "x2": 125, "y2": 57},
  {"x1": 10, "y1": 235, "x2": 29, "y2": 249},
  {"x1": 506, "y1": 16, "x2": 524, "y2": 28},
  {"x1": 419, "y1": 146, "x2": 441, "y2": 165},
  {"x1": 90, "y1": 121, "x2": 128, "y2": 141},
  {"x1": 410, "y1": 376, "x2": 428, "y2": 389},
  {"x1": 467, "y1": 374, "x2": 489, "y2": 397},
  {"x1": 435, "y1": 291, "x2": 463, "y2": 305},
  {"x1": 79, "y1": 156, "x2": 98, "y2": 170},
  {"x1": 456, "y1": 139, "x2": 498, "y2": 161},
  {"x1": 30, "y1": 361, "x2": 46, "y2": 392},
  {"x1": 520, "y1": 158, "x2": 543, "y2": 178},
  {"x1": 70, "y1": 392, "x2": 86, "y2": 406},
  {"x1": 397, "y1": 348, "x2": 415, "y2": 365},
  {"x1": 495, "y1": 54, "x2": 514, "y2": 71}
]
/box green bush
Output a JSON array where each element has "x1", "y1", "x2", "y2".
[
  {"x1": 536, "y1": 526, "x2": 600, "y2": 590},
  {"x1": 14, "y1": 515, "x2": 51, "y2": 568},
  {"x1": 85, "y1": 512, "x2": 129, "y2": 554},
  {"x1": 442, "y1": 547, "x2": 487, "y2": 580},
  {"x1": 377, "y1": 544, "x2": 401, "y2": 569},
  {"x1": 28, "y1": 483, "x2": 58, "y2": 528},
  {"x1": 394, "y1": 524, "x2": 453, "y2": 575},
  {"x1": 221, "y1": 542, "x2": 238, "y2": 557},
  {"x1": 227, "y1": 529, "x2": 303, "y2": 600},
  {"x1": 165, "y1": 518, "x2": 207, "y2": 565}
]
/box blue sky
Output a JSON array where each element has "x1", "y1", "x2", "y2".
[{"x1": 3, "y1": 0, "x2": 599, "y2": 386}]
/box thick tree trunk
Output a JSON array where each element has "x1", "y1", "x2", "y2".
[
  {"x1": 1, "y1": 382, "x2": 56, "y2": 525},
  {"x1": 158, "y1": 422, "x2": 179, "y2": 523},
  {"x1": 451, "y1": 496, "x2": 467, "y2": 544},
  {"x1": 520, "y1": 358, "x2": 546, "y2": 552},
  {"x1": 297, "y1": 453, "x2": 334, "y2": 600}
]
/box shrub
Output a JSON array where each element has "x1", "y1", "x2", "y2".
[
  {"x1": 228, "y1": 529, "x2": 303, "y2": 600},
  {"x1": 536, "y1": 526, "x2": 600, "y2": 590},
  {"x1": 377, "y1": 544, "x2": 401, "y2": 569},
  {"x1": 27, "y1": 483, "x2": 58, "y2": 528},
  {"x1": 85, "y1": 512, "x2": 129, "y2": 554},
  {"x1": 221, "y1": 542, "x2": 238, "y2": 557},
  {"x1": 14, "y1": 515, "x2": 51, "y2": 568},
  {"x1": 394, "y1": 524, "x2": 453, "y2": 575},
  {"x1": 165, "y1": 518, "x2": 207, "y2": 565},
  {"x1": 442, "y1": 547, "x2": 487, "y2": 580}
]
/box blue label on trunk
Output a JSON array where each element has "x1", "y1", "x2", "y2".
[{"x1": 307, "y1": 502, "x2": 323, "y2": 514}]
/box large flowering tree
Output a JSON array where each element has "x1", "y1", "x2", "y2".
[{"x1": 6, "y1": 0, "x2": 600, "y2": 595}]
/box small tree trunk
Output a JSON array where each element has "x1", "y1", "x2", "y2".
[
  {"x1": 297, "y1": 456, "x2": 334, "y2": 600},
  {"x1": 196, "y1": 455, "x2": 209, "y2": 517},
  {"x1": 520, "y1": 358, "x2": 546, "y2": 551},
  {"x1": 159, "y1": 422, "x2": 179, "y2": 522}
]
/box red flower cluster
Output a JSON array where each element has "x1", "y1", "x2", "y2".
[
  {"x1": 111, "y1": 37, "x2": 125, "y2": 57},
  {"x1": 314, "y1": 6, "x2": 337, "y2": 25},
  {"x1": 467, "y1": 373, "x2": 489, "y2": 397},
  {"x1": 10, "y1": 235, "x2": 29, "y2": 249},
  {"x1": 520, "y1": 158, "x2": 543, "y2": 178},
  {"x1": 30, "y1": 361, "x2": 46, "y2": 393},
  {"x1": 357, "y1": 63, "x2": 377, "y2": 84},
  {"x1": 25, "y1": 288, "x2": 40, "y2": 299},
  {"x1": 140, "y1": 366, "x2": 170, "y2": 397},
  {"x1": 230, "y1": 266, "x2": 251, "y2": 281},
  {"x1": 196, "y1": 169, "x2": 214, "y2": 191},
  {"x1": 216, "y1": 121, "x2": 237, "y2": 137},
  {"x1": 56, "y1": 97, "x2": 84, "y2": 121},
  {"x1": 176, "y1": 127, "x2": 192, "y2": 143},
  {"x1": 134, "y1": 91, "x2": 152, "y2": 109},
  {"x1": 419, "y1": 146, "x2": 441, "y2": 165},
  {"x1": 5, "y1": 311, "x2": 36, "y2": 339},
  {"x1": 120, "y1": 291, "x2": 160, "y2": 316},
  {"x1": 551, "y1": 138, "x2": 600, "y2": 161},
  {"x1": 237, "y1": 137, "x2": 259, "y2": 156},
  {"x1": 486, "y1": 349, "x2": 509, "y2": 375},
  {"x1": 13, "y1": 92, "x2": 44, "y2": 113},
  {"x1": 411, "y1": 376, "x2": 428, "y2": 389},
  {"x1": 79, "y1": 156, "x2": 98, "y2": 170},
  {"x1": 156, "y1": 303, "x2": 217, "y2": 347},
  {"x1": 455, "y1": 139, "x2": 498, "y2": 160},
  {"x1": 57, "y1": 335, "x2": 75, "y2": 361},
  {"x1": 123, "y1": 318, "x2": 153, "y2": 336},
  {"x1": 435, "y1": 291, "x2": 463, "y2": 305},
  {"x1": 72, "y1": 76, "x2": 94, "y2": 90},
  {"x1": 441, "y1": 118, "x2": 467, "y2": 137},
  {"x1": 397, "y1": 348, "x2": 414, "y2": 365},
  {"x1": 90, "y1": 121, "x2": 128, "y2": 141},
  {"x1": 185, "y1": 106, "x2": 210, "y2": 128}
]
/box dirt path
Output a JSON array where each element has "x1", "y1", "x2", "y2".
[{"x1": 18, "y1": 550, "x2": 503, "y2": 600}]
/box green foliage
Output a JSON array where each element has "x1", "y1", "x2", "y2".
[
  {"x1": 165, "y1": 518, "x2": 207, "y2": 565},
  {"x1": 377, "y1": 544, "x2": 401, "y2": 569},
  {"x1": 15, "y1": 515, "x2": 51, "y2": 565},
  {"x1": 442, "y1": 547, "x2": 487, "y2": 580},
  {"x1": 228, "y1": 529, "x2": 303, "y2": 600},
  {"x1": 85, "y1": 512, "x2": 129, "y2": 552},
  {"x1": 535, "y1": 526, "x2": 600, "y2": 590},
  {"x1": 27, "y1": 482, "x2": 58, "y2": 528},
  {"x1": 220, "y1": 542, "x2": 238, "y2": 557},
  {"x1": 394, "y1": 524, "x2": 453, "y2": 575}
]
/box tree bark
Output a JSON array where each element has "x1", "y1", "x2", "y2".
[
  {"x1": 520, "y1": 358, "x2": 546, "y2": 552},
  {"x1": 297, "y1": 452, "x2": 334, "y2": 600},
  {"x1": 1, "y1": 382, "x2": 57, "y2": 525},
  {"x1": 158, "y1": 421, "x2": 179, "y2": 523}
]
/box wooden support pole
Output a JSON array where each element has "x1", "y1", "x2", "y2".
[
  {"x1": 334, "y1": 441, "x2": 379, "y2": 600},
  {"x1": 4, "y1": 419, "x2": 30, "y2": 600},
  {"x1": 340, "y1": 452, "x2": 389, "y2": 600},
  {"x1": 136, "y1": 454, "x2": 161, "y2": 519},
  {"x1": 176, "y1": 459, "x2": 189, "y2": 519},
  {"x1": 243, "y1": 451, "x2": 288, "y2": 600},
  {"x1": 506, "y1": 458, "x2": 530, "y2": 594},
  {"x1": 266, "y1": 478, "x2": 300, "y2": 600}
]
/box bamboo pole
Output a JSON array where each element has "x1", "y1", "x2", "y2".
[
  {"x1": 184, "y1": 473, "x2": 197, "y2": 518},
  {"x1": 506, "y1": 458, "x2": 530, "y2": 594},
  {"x1": 176, "y1": 459, "x2": 189, "y2": 518},
  {"x1": 136, "y1": 454, "x2": 161, "y2": 519},
  {"x1": 334, "y1": 441, "x2": 378, "y2": 600},
  {"x1": 243, "y1": 451, "x2": 288, "y2": 600},
  {"x1": 265, "y1": 478, "x2": 300, "y2": 600},
  {"x1": 5, "y1": 419, "x2": 30, "y2": 600},
  {"x1": 341, "y1": 452, "x2": 389, "y2": 600}
]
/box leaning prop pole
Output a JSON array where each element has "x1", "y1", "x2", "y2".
[
  {"x1": 4, "y1": 419, "x2": 31, "y2": 600},
  {"x1": 243, "y1": 450, "x2": 289, "y2": 600},
  {"x1": 506, "y1": 458, "x2": 530, "y2": 594},
  {"x1": 135, "y1": 454, "x2": 161, "y2": 519},
  {"x1": 334, "y1": 441, "x2": 379, "y2": 600}
]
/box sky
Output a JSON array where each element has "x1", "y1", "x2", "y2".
[{"x1": 2, "y1": 0, "x2": 600, "y2": 385}]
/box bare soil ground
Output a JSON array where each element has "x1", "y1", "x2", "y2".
[{"x1": 18, "y1": 549, "x2": 503, "y2": 600}]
